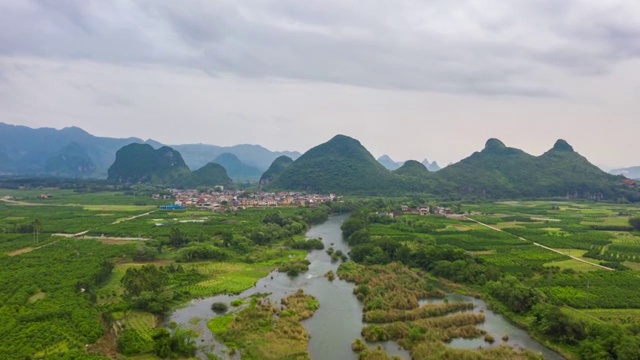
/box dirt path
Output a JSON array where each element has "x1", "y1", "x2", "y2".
[
  {"x1": 464, "y1": 216, "x2": 614, "y2": 271},
  {"x1": 111, "y1": 211, "x2": 155, "y2": 224},
  {"x1": 0, "y1": 198, "x2": 56, "y2": 206},
  {"x1": 6, "y1": 239, "x2": 61, "y2": 256}
]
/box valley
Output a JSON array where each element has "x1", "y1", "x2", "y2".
[{"x1": 2, "y1": 187, "x2": 640, "y2": 359}]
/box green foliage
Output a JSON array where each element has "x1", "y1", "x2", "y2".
[
  {"x1": 175, "y1": 162, "x2": 233, "y2": 188},
  {"x1": 107, "y1": 143, "x2": 191, "y2": 185},
  {"x1": 211, "y1": 302, "x2": 229, "y2": 314},
  {"x1": 121, "y1": 265, "x2": 169, "y2": 296},
  {"x1": 486, "y1": 276, "x2": 542, "y2": 313},
  {"x1": 152, "y1": 327, "x2": 197, "y2": 358},
  {"x1": 260, "y1": 155, "x2": 294, "y2": 186},
  {"x1": 393, "y1": 160, "x2": 429, "y2": 177},
  {"x1": 630, "y1": 216, "x2": 640, "y2": 231},
  {"x1": 267, "y1": 134, "x2": 432, "y2": 195}
]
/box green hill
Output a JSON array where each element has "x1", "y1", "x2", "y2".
[
  {"x1": 213, "y1": 153, "x2": 263, "y2": 181},
  {"x1": 394, "y1": 160, "x2": 429, "y2": 177},
  {"x1": 436, "y1": 139, "x2": 624, "y2": 198},
  {"x1": 266, "y1": 135, "x2": 634, "y2": 200},
  {"x1": 176, "y1": 162, "x2": 234, "y2": 189},
  {"x1": 260, "y1": 155, "x2": 294, "y2": 187},
  {"x1": 44, "y1": 142, "x2": 96, "y2": 177},
  {"x1": 107, "y1": 144, "x2": 190, "y2": 184},
  {"x1": 266, "y1": 135, "x2": 403, "y2": 194}
]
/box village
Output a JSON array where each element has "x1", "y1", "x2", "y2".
[
  {"x1": 153, "y1": 188, "x2": 342, "y2": 211},
  {"x1": 152, "y1": 188, "x2": 462, "y2": 218}
]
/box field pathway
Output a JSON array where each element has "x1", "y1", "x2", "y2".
[
  {"x1": 111, "y1": 211, "x2": 155, "y2": 225},
  {"x1": 464, "y1": 216, "x2": 615, "y2": 271}
]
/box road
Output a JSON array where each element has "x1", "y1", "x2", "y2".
[{"x1": 464, "y1": 216, "x2": 614, "y2": 271}]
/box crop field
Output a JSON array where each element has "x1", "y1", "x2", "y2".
[{"x1": 0, "y1": 187, "x2": 332, "y2": 359}]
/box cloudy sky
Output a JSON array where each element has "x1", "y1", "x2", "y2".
[{"x1": 1, "y1": 0, "x2": 639, "y2": 167}]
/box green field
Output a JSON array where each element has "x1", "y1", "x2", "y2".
[{"x1": 0, "y1": 187, "x2": 333, "y2": 359}]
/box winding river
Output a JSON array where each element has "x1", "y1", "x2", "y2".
[{"x1": 169, "y1": 215, "x2": 563, "y2": 360}]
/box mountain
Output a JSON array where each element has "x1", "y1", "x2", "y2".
[
  {"x1": 212, "y1": 153, "x2": 263, "y2": 181},
  {"x1": 436, "y1": 139, "x2": 624, "y2": 198},
  {"x1": 0, "y1": 122, "x2": 301, "y2": 178},
  {"x1": 394, "y1": 160, "x2": 429, "y2": 177},
  {"x1": 260, "y1": 156, "x2": 294, "y2": 187},
  {"x1": 267, "y1": 135, "x2": 634, "y2": 200},
  {"x1": 0, "y1": 122, "x2": 155, "y2": 177},
  {"x1": 44, "y1": 142, "x2": 96, "y2": 177},
  {"x1": 172, "y1": 144, "x2": 300, "y2": 171},
  {"x1": 422, "y1": 159, "x2": 441, "y2": 172},
  {"x1": 377, "y1": 155, "x2": 404, "y2": 170},
  {"x1": 107, "y1": 144, "x2": 190, "y2": 184},
  {"x1": 176, "y1": 162, "x2": 233, "y2": 189},
  {"x1": 267, "y1": 135, "x2": 404, "y2": 194},
  {"x1": 611, "y1": 166, "x2": 640, "y2": 180}
]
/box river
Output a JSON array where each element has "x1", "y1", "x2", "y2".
[{"x1": 169, "y1": 214, "x2": 563, "y2": 360}]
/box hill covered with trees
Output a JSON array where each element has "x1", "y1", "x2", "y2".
[
  {"x1": 107, "y1": 144, "x2": 191, "y2": 185},
  {"x1": 264, "y1": 135, "x2": 637, "y2": 201}
]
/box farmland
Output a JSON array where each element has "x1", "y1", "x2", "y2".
[
  {"x1": 340, "y1": 200, "x2": 640, "y2": 359},
  {"x1": 4, "y1": 186, "x2": 640, "y2": 359},
  {"x1": 0, "y1": 187, "x2": 334, "y2": 359}
]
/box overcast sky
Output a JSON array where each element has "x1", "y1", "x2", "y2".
[{"x1": 1, "y1": 0, "x2": 639, "y2": 168}]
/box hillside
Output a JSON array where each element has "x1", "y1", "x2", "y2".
[
  {"x1": 0, "y1": 122, "x2": 301, "y2": 178},
  {"x1": 212, "y1": 153, "x2": 263, "y2": 181},
  {"x1": 422, "y1": 159, "x2": 441, "y2": 172},
  {"x1": 107, "y1": 144, "x2": 190, "y2": 184},
  {"x1": 44, "y1": 142, "x2": 96, "y2": 177},
  {"x1": 377, "y1": 155, "x2": 404, "y2": 170},
  {"x1": 172, "y1": 143, "x2": 300, "y2": 171},
  {"x1": 260, "y1": 156, "x2": 294, "y2": 187},
  {"x1": 267, "y1": 135, "x2": 406, "y2": 194},
  {"x1": 0, "y1": 122, "x2": 150, "y2": 177},
  {"x1": 611, "y1": 166, "x2": 640, "y2": 180},
  {"x1": 176, "y1": 162, "x2": 234, "y2": 189},
  {"x1": 437, "y1": 139, "x2": 625, "y2": 198},
  {"x1": 394, "y1": 160, "x2": 429, "y2": 177}
]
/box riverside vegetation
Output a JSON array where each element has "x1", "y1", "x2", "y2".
[
  {"x1": 3, "y1": 185, "x2": 640, "y2": 359},
  {"x1": 0, "y1": 188, "x2": 337, "y2": 359},
  {"x1": 339, "y1": 200, "x2": 640, "y2": 359}
]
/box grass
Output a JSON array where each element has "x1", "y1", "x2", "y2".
[
  {"x1": 28, "y1": 291, "x2": 46, "y2": 303},
  {"x1": 544, "y1": 259, "x2": 599, "y2": 272},
  {"x1": 580, "y1": 308, "x2": 640, "y2": 324},
  {"x1": 207, "y1": 314, "x2": 234, "y2": 336},
  {"x1": 208, "y1": 290, "x2": 318, "y2": 359},
  {"x1": 123, "y1": 311, "x2": 157, "y2": 344}
]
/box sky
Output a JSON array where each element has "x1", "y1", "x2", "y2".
[{"x1": 0, "y1": 1, "x2": 639, "y2": 168}]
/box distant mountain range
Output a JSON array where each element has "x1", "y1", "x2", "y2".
[
  {"x1": 107, "y1": 143, "x2": 233, "y2": 188},
  {"x1": 264, "y1": 135, "x2": 639, "y2": 200},
  {"x1": 377, "y1": 155, "x2": 441, "y2": 171},
  {"x1": 0, "y1": 122, "x2": 300, "y2": 178},
  {"x1": 610, "y1": 166, "x2": 640, "y2": 180}
]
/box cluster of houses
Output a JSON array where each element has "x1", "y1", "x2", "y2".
[{"x1": 153, "y1": 189, "x2": 341, "y2": 211}]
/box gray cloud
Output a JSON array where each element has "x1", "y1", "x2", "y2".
[{"x1": 1, "y1": 0, "x2": 639, "y2": 97}]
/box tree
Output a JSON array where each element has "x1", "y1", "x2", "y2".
[
  {"x1": 169, "y1": 227, "x2": 187, "y2": 248},
  {"x1": 32, "y1": 218, "x2": 42, "y2": 244},
  {"x1": 630, "y1": 217, "x2": 640, "y2": 231},
  {"x1": 121, "y1": 265, "x2": 169, "y2": 296}
]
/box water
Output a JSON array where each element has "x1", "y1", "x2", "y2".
[
  {"x1": 421, "y1": 295, "x2": 563, "y2": 359},
  {"x1": 169, "y1": 215, "x2": 563, "y2": 360}
]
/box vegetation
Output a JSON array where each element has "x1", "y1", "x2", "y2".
[
  {"x1": 340, "y1": 199, "x2": 640, "y2": 359},
  {"x1": 0, "y1": 188, "x2": 336, "y2": 358},
  {"x1": 107, "y1": 143, "x2": 191, "y2": 185},
  {"x1": 206, "y1": 290, "x2": 318, "y2": 359},
  {"x1": 260, "y1": 155, "x2": 294, "y2": 186},
  {"x1": 266, "y1": 135, "x2": 640, "y2": 200}
]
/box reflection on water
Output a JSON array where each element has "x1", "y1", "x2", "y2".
[{"x1": 168, "y1": 215, "x2": 562, "y2": 360}]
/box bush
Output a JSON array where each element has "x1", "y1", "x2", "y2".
[{"x1": 211, "y1": 302, "x2": 229, "y2": 314}]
